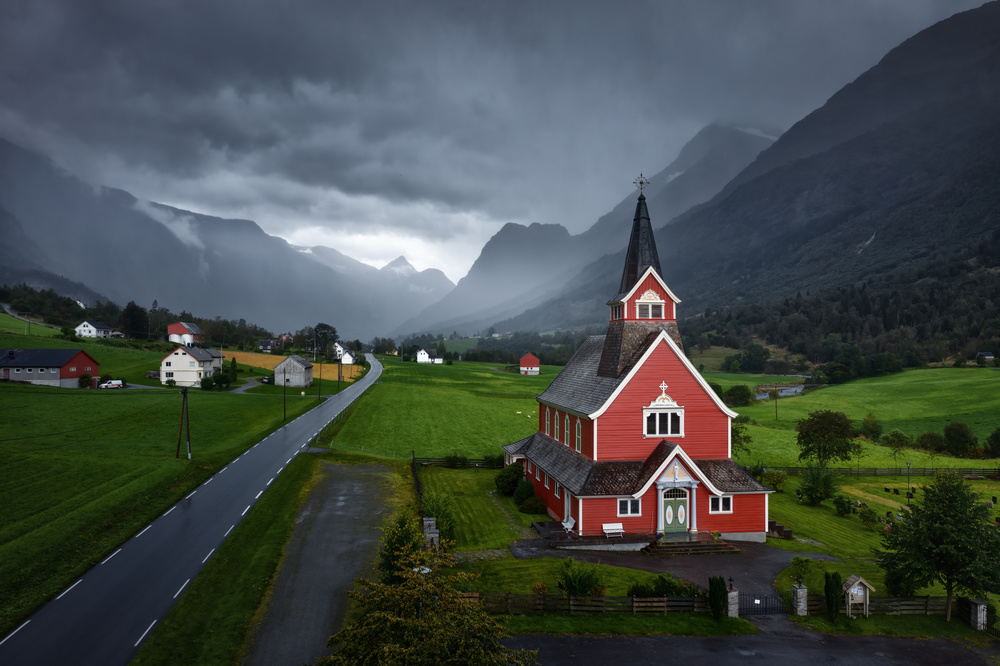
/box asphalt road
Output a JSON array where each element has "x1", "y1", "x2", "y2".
[{"x1": 0, "y1": 355, "x2": 383, "y2": 666}]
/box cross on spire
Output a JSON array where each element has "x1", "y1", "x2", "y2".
[{"x1": 633, "y1": 173, "x2": 650, "y2": 195}]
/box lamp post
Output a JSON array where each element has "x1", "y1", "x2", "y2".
[{"x1": 906, "y1": 461, "x2": 911, "y2": 505}]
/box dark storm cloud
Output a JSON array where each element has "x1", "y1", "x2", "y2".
[{"x1": 0, "y1": 0, "x2": 985, "y2": 277}]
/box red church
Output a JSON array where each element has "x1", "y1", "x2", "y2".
[{"x1": 503, "y1": 186, "x2": 770, "y2": 542}]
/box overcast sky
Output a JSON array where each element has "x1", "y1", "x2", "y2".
[{"x1": 0, "y1": 1, "x2": 984, "y2": 282}]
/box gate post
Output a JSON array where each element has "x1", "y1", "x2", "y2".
[
  {"x1": 970, "y1": 599, "x2": 988, "y2": 631},
  {"x1": 727, "y1": 587, "x2": 739, "y2": 618},
  {"x1": 792, "y1": 584, "x2": 809, "y2": 616}
]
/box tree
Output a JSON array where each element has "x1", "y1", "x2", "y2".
[
  {"x1": 708, "y1": 575, "x2": 728, "y2": 621},
  {"x1": 882, "y1": 429, "x2": 911, "y2": 464},
  {"x1": 824, "y1": 571, "x2": 842, "y2": 623},
  {"x1": 377, "y1": 513, "x2": 424, "y2": 586},
  {"x1": 943, "y1": 421, "x2": 977, "y2": 457},
  {"x1": 722, "y1": 384, "x2": 754, "y2": 407},
  {"x1": 985, "y1": 427, "x2": 1000, "y2": 458},
  {"x1": 799, "y1": 461, "x2": 839, "y2": 505},
  {"x1": 120, "y1": 300, "x2": 149, "y2": 339},
  {"x1": 858, "y1": 412, "x2": 883, "y2": 441},
  {"x1": 873, "y1": 472, "x2": 1000, "y2": 621},
  {"x1": 314, "y1": 322, "x2": 338, "y2": 353},
  {"x1": 796, "y1": 410, "x2": 861, "y2": 463},
  {"x1": 322, "y1": 549, "x2": 537, "y2": 665},
  {"x1": 731, "y1": 415, "x2": 752, "y2": 458}
]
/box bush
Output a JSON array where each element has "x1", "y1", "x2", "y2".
[
  {"x1": 858, "y1": 412, "x2": 883, "y2": 441},
  {"x1": 421, "y1": 491, "x2": 456, "y2": 542},
  {"x1": 832, "y1": 495, "x2": 852, "y2": 518},
  {"x1": 858, "y1": 506, "x2": 878, "y2": 531},
  {"x1": 481, "y1": 453, "x2": 504, "y2": 469},
  {"x1": 800, "y1": 461, "x2": 839, "y2": 506},
  {"x1": 165, "y1": 378, "x2": 177, "y2": 388},
  {"x1": 377, "y1": 513, "x2": 423, "y2": 585},
  {"x1": 518, "y1": 495, "x2": 547, "y2": 514},
  {"x1": 494, "y1": 463, "x2": 524, "y2": 496},
  {"x1": 200, "y1": 375, "x2": 214, "y2": 390},
  {"x1": 78, "y1": 372, "x2": 92, "y2": 389},
  {"x1": 722, "y1": 384, "x2": 754, "y2": 407},
  {"x1": 944, "y1": 421, "x2": 978, "y2": 457},
  {"x1": 708, "y1": 576, "x2": 728, "y2": 621},
  {"x1": 790, "y1": 556, "x2": 812, "y2": 580},
  {"x1": 557, "y1": 558, "x2": 604, "y2": 596},
  {"x1": 443, "y1": 452, "x2": 469, "y2": 469},
  {"x1": 762, "y1": 469, "x2": 787, "y2": 492},
  {"x1": 748, "y1": 461, "x2": 766, "y2": 482},
  {"x1": 985, "y1": 427, "x2": 1000, "y2": 458},
  {"x1": 513, "y1": 479, "x2": 535, "y2": 506},
  {"x1": 627, "y1": 573, "x2": 700, "y2": 598},
  {"x1": 916, "y1": 431, "x2": 945, "y2": 452}
]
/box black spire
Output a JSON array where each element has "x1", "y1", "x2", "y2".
[{"x1": 613, "y1": 193, "x2": 662, "y2": 300}]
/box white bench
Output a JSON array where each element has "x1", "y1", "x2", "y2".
[{"x1": 602, "y1": 522, "x2": 624, "y2": 538}]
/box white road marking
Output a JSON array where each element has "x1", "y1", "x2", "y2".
[
  {"x1": 286, "y1": 458, "x2": 292, "y2": 465},
  {"x1": 185, "y1": 490, "x2": 197, "y2": 499},
  {"x1": 255, "y1": 490, "x2": 263, "y2": 499},
  {"x1": 277, "y1": 467, "x2": 284, "y2": 474},
  {"x1": 266, "y1": 477, "x2": 274, "y2": 486},
  {"x1": 134, "y1": 620, "x2": 157, "y2": 647},
  {"x1": 101, "y1": 549, "x2": 122, "y2": 565},
  {"x1": 137, "y1": 525, "x2": 152, "y2": 538},
  {"x1": 56, "y1": 579, "x2": 83, "y2": 600},
  {"x1": 221, "y1": 466, "x2": 229, "y2": 472},
  {"x1": 300, "y1": 443, "x2": 306, "y2": 449},
  {"x1": 163, "y1": 507, "x2": 175, "y2": 517},
  {"x1": 173, "y1": 579, "x2": 190, "y2": 599},
  {"x1": 224, "y1": 524, "x2": 235, "y2": 537},
  {"x1": 242, "y1": 505, "x2": 251, "y2": 516},
  {"x1": 202, "y1": 549, "x2": 215, "y2": 564},
  {"x1": 204, "y1": 477, "x2": 213, "y2": 485},
  {"x1": 0, "y1": 620, "x2": 30, "y2": 647}
]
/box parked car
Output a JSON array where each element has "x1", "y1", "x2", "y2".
[
  {"x1": 99, "y1": 379, "x2": 124, "y2": 389},
  {"x1": 260, "y1": 376, "x2": 271, "y2": 384}
]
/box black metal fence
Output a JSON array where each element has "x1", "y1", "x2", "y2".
[{"x1": 739, "y1": 591, "x2": 792, "y2": 615}]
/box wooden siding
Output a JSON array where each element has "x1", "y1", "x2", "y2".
[
  {"x1": 578, "y1": 494, "x2": 658, "y2": 537},
  {"x1": 624, "y1": 273, "x2": 677, "y2": 321},
  {"x1": 695, "y1": 488, "x2": 767, "y2": 534},
  {"x1": 62, "y1": 350, "x2": 100, "y2": 379},
  {"x1": 595, "y1": 339, "x2": 729, "y2": 461}
]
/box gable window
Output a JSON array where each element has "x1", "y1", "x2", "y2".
[
  {"x1": 575, "y1": 418, "x2": 582, "y2": 452},
  {"x1": 709, "y1": 496, "x2": 733, "y2": 514},
  {"x1": 643, "y1": 381, "x2": 684, "y2": 438},
  {"x1": 618, "y1": 498, "x2": 641, "y2": 516},
  {"x1": 635, "y1": 290, "x2": 665, "y2": 319}
]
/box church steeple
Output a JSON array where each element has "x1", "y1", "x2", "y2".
[{"x1": 597, "y1": 174, "x2": 683, "y2": 378}]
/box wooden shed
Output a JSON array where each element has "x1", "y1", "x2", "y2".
[
  {"x1": 842, "y1": 574, "x2": 876, "y2": 618},
  {"x1": 275, "y1": 355, "x2": 314, "y2": 388}
]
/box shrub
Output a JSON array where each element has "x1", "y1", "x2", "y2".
[
  {"x1": 824, "y1": 571, "x2": 842, "y2": 623},
  {"x1": 513, "y1": 479, "x2": 535, "y2": 506},
  {"x1": 762, "y1": 469, "x2": 787, "y2": 492},
  {"x1": 518, "y1": 495, "x2": 547, "y2": 514},
  {"x1": 985, "y1": 427, "x2": 1000, "y2": 458},
  {"x1": 165, "y1": 378, "x2": 177, "y2": 388},
  {"x1": 200, "y1": 375, "x2": 214, "y2": 390},
  {"x1": 858, "y1": 412, "x2": 883, "y2": 441},
  {"x1": 377, "y1": 513, "x2": 423, "y2": 585},
  {"x1": 832, "y1": 495, "x2": 852, "y2": 518},
  {"x1": 443, "y1": 452, "x2": 469, "y2": 469},
  {"x1": 530, "y1": 581, "x2": 548, "y2": 595},
  {"x1": 708, "y1": 575, "x2": 728, "y2": 621},
  {"x1": 944, "y1": 421, "x2": 978, "y2": 457},
  {"x1": 723, "y1": 384, "x2": 754, "y2": 407},
  {"x1": 916, "y1": 431, "x2": 945, "y2": 452},
  {"x1": 627, "y1": 573, "x2": 700, "y2": 598},
  {"x1": 78, "y1": 373, "x2": 92, "y2": 389},
  {"x1": 858, "y1": 506, "x2": 878, "y2": 531},
  {"x1": 481, "y1": 453, "x2": 504, "y2": 469},
  {"x1": 421, "y1": 491, "x2": 456, "y2": 542},
  {"x1": 557, "y1": 558, "x2": 603, "y2": 596},
  {"x1": 800, "y1": 461, "x2": 839, "y2": 505},
  {"x1": 748, "y1": 461, "x2": 766, "y2": 482},
  {"x1": 790, "y1": 556, "x2": 812, "y2": 580},
  {"x1": 494, "y1": 463, "x2": 524, "y2": 496}
]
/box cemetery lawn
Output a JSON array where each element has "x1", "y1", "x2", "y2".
[{"x1": 0, "y1": 382, "x2": 318, "y2": 638}]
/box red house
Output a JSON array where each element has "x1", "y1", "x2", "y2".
[
  {"x1": 519, "y1": 352, "x2": 540, "y2": 376},
  {"x1": 167, "y1": 322, "x2": 205, "y2": 346},
  {"x1": 503, "y1": 190, "x2": 770, "y2": 542}
]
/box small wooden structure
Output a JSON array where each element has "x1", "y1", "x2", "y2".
[
  {"x1": 274, "y1": 354, "x2": 313, "y2": 388},
  {"x1": 843, "y1": 574, "x2": 876, "y2": 618}
]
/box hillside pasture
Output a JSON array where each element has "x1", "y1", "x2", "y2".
[
  {"x1": 326, "y1": 356, "x2": 550, "y2": 458},
  {"x1": 0, "y1": 312, "x2": 61, "y2": 337},
  {"x1": 0, "y1": 383, "x2": 318, "y2": 637}
]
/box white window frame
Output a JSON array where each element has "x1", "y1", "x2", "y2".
[
  {"x1": 564, "y1": 415, "x2": 569, "y2": 445},
  {"x1": 553, "y1": 411, "x2": 559, "y2": 441},
  {"x1": 617, "y1": 498, "x2": 641, "y2": 517},
  {"x1": 165, "y1": 372, "x2": 174, "y2": 378},
  {"x1": 611, "y1": 304, "x2": 623, "y2": 320},
  {"x1": 545, "y1": 408, "x2": 550, "y2": 437},
  {"x1": 575, "y1": 418, "x2": 582, "y2": 452},
  {"x1": 709, "y1": 495, "x2": 733, "y2": 514},
  {"x1": 644, "y1": 409, "x2": 684, "y2": 437},
  {"x1": 544, "y1": 472, "x2": 549, "y2": 489},
  {"x1": 634, "y1": 289, "x2": 665, "y2": 320},
  {"x1": 535, "y1": 465, "x2": 540, "y2": 481},
  {"x1": 554, "y1": 483, "x2": 561, "y2": 498}
]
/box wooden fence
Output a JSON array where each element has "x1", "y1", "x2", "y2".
[
  {"x1": 412, "y1": 456, "x2": 504, "y2": 469},
  {"x1": 459, "y1": 592, "x2": 707, "y2": 615},
  {"x1": 766, "y1": 466, "x2": 999, "y2": 478},
  {"x1": 806, "y1": 595, "x2": 949, "y2": 616}
]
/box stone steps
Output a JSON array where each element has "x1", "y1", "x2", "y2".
[{"x1": 641, "y1": 540, "x2": 741, "y2": 556}]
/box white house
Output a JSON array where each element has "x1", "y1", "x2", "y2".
[
  {"x1": 75, "y1": 321, "x2": 113, "y2": 339},
  {"x1": 341, "y1": 349, "x2": 356, "y2": 365},
  {"x1": 275, "y1": 355, "x2": 313, "y2": 388},
  {"x1": 416, "y1": 349, "x2": 443, "y2": 364},
  {"x1": 167, "y1": 322, "x2": 205, "y2": 346},
  {"x1": 160, "y1": 346, "x2": 225, "y2": 386}
]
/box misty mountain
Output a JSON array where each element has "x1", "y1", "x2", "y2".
[
  {"x1": 393, "y1": 123, "x2": 774, "y2": 337},
  {"x1": 492, "y1": 2, "x2": 1000, "y2": 336},
  {"x1": 0, "y1": 138, "x2": 451, "y2": 339}
]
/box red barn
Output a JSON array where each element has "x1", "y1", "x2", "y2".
[
  {"x1": 0, "y1": 349, "x2": 100, "y2": 388},
  {"x1": 503, "y1": 190, "x2": 770, "y2": 542},
  {"x1": 167, "y1": 322, "x2": 205, "y2": 346},
  {"x1": 519, "y1": 352, "x2": 540, "y2": 375}
]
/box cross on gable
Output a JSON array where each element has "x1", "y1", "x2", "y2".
[{"x1": 659, "y1": 381, "x2": 669, "y2": 396}]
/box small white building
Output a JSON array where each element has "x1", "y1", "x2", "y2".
[
  {"x1": 75, "y1": 321, "x2": 113, "y2": 339},
  {"x1": 340, "y1": 349, "x2": 356, "y2": 365},
  {"x1": 416, "y1": 349, "x2": 443, "y2": 364},
  {"x1": 167, "y1": 322, "x2": 205, "y2": 346},
  {"x1": 160, "y1": 346, "x2": 225, "y2": 386},
  {"x1": 275, "y1": 355, "x2": 314, "y2": 388}
]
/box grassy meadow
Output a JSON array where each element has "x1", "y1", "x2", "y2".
[
  {"x1": 0, "y1": 380, "x2": 321, "y2": 637},
  {"x1": 0, "y1": 312, "x2": 61, "y2": 337},
  {"x1": 324, "y1": 355, "x2": 551, "y2": 459}
]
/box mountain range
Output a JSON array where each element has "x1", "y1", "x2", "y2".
[{"x1": 2, "y1": 2, "x2": 998, "y2": 342}]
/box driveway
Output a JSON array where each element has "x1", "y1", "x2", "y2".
[{"x1": 510, "y1": 538, "x2": 839, "y2": 595}]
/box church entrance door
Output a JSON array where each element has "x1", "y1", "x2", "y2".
[{"x1": 662, "y1": 488, "x2": 688, "y2": 533}]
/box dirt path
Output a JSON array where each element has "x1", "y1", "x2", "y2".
[{"x1": 242, "y1": 462, "x2": 392, "y2": 666}]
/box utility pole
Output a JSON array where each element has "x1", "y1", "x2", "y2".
[{"x1": 175, "y1": 388, "x2": 191, "y2": 459}]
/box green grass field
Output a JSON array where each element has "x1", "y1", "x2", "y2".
[
  {"x1": 326, "y1": 356, "x2": 551, "y2": 459},
  {"x1": 0, "y1": 312, "x2": 61, "y2": 337},
  {"x1": 0, "y1": 382, "x2": 320, "y2": 637}
]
